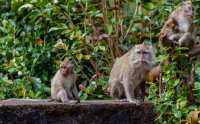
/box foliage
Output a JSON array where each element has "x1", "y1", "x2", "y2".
[
  {"x1": 1, "y1": 0, "x2": 200, "y2": 123},
  {"x1": 148, "y1": 48, "x2": 200, "y2": 123}
]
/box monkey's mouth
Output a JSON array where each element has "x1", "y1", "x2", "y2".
[
  {"x1": 132, "y1": 59, "x2": 149, "y2": 65},
  {"x1": 135, "y1": 60, "x2": 148, "y2": 65},
  {"x1": 140, "y1": 60, "x2": 148, "y2": 64},
  {"x1": 187, "y1": 15, "x2": 194, "y2": 18}
]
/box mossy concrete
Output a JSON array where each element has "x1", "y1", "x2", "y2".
[{"x1": 0, "y1": 99, "x2": 155, "y2": 124}]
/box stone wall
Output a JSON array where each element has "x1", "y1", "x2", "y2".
[{"x1": 0, "y1": 99, "x2": 155, "y2": 124}]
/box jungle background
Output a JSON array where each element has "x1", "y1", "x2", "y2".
[{"x1": 1, "y1": 0, "x2": 200, "y2": 123}]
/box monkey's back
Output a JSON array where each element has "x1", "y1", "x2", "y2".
[{"x1": 110, "y1": 53, "x2": 128, "y2": 78}]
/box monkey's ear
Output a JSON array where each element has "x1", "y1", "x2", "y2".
[
  {"x1": 149, "y1": 45, "x2": 156, "y2": 58},
  {"x1": 61, "y1": 58, "x2": 72, "y2": 67},
  {"x1": 148, "y1": 45, "x2": 155, "y2": 53},
  {"x1": 159, "y1": 32, "x2": 167, "y2": 39},
  {"x1": 181, "y1": 0, "x2": 192, "y2": 5},
  {"x1": 148, "y1": 45, "x2": 153, "y2": 49}
]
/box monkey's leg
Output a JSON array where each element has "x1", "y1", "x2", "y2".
[
  {"x1": 168, "y1": 34, "x2": 180, "y2": 46},
  {"x1": 59, "y1": 90, "x2": 79, "y2": 104},
  {"x1": 134, "y1": 81, "x2": 145, "y2": 102},
  {"x1": 123, "y1": 80, "x2": 140, "y2": 105},
  {"x1": 48, "y1": 98, "x2": 57, "y2": 102},
  {"x1": 70, "y1": 85, "x2": 80, "y2": 103},
  {"x1": 110, "y1": 80, "x2": 124, "y2": 99},
  {"x1": 57, "y1": 89, "x2": 69, "y2": 103},
  {"x1": 178, "y1": 32, "x2": 194, "y2": 47},
  {"x1": 141, "y1": 81, "x2": 146, "y2": 100}
]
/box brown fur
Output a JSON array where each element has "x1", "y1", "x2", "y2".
[
  {"x1": 51, "y1": 59, "x2": 80, "y2": 103},
  {"x1": 159, "y1": 1, "x2": 196, "y2": 49},
  {"x1": 109, "y1": 44, "x2": 155, "y2": 104}
]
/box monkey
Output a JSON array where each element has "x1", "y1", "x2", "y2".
[
  {"x1": 50, "y1": 59, "x2": 80, "y2": 103},
  {"x1": 159, "y1": 1, "x2": 198, "y2": 104},
  {"x1": 146, "y1": 65, "x2": 162, "y2": 82},
  {"x1": 159, "y1": 1, "x2": 196, "y2": 49},
  {"x1": 159, "y1": 18, "x2": 179, "y2": 48},
  {"x1": 108, "y1": 44, "x2": 155, "y2": 104},
  {"x1": 178, "y1": 32, "x2": 195, "y2": 48}
]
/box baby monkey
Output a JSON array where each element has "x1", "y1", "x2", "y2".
[
  {"x1": 109, "y1": 44, "x2": 155, "y2": 104},
  {"x1": 51, "y1": 59, "x2": 80, "y2": 103}
]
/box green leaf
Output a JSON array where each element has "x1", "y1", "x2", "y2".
[{"x1": 107, "y1": 25, "x2": 113, "y2": 35}]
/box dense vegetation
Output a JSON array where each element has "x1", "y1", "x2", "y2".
[{"x1": 1, "y1": 0, "x2": 200, "y2": 123}]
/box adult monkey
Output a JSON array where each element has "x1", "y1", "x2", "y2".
[
  {"x1": 159, "y1": 0, "x2": 197, "y2": 104},
  {"x1": 159, "y1": 0, "x2": 196, "y2": 49},
  {"x1": 109, "y1": 44, "x2": 155, "y2": 104}
]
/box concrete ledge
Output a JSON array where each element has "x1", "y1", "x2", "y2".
[{"x1": 0, "y1": 99, "x2": 155, "y2": 124}]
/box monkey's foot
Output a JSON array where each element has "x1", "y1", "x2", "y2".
[
  {"x1": 47, "y1": 99, "x2": 61, "y2": 102},
  {"x1": 129, "y1": 99, "x2": 143, "y2": 105},
  {"x1": 47, "y1": 99, "x2": 54, "y2": 102},
  {"x1": 119, "y1": 99, "x2": 128, "y2": 102},
  {"x1": 68, "y1": 100, "x2": 79, "y2": 104}
]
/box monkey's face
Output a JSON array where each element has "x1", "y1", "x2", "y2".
[
  {"x1": 60, "y1": 64, "x2": 73, "y2": 77},
  {"x1": 131, "y1": 45, "x2": 154, "y2": 66},
  {"x1": 182, "y1": 2, "x2": 195, "y2": 19},
  {"x1": 60, "y1": 60, "x2": 73, "y2": 77}
]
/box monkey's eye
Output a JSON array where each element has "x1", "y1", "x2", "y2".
[
  {"x1": 141, "y1": 51, "x2": 148, "y2": 54},
  {"x1": 192, "y1": 7, "x2": 194, "y2": 11},
  {"x1": 137, "y1": 51, "x2": 142, "y2": 54},
  {"x1": 68, "y1": 66, "x2": 73, "y2": 70},
  {"x1": 68, "y1": 66, "x2": 72, "y2": 69},
  {"x1": 143, "y1": 51, "x2": 148, "y2": 55},
  {"x1": 61, "y1": 66, "x2": 67, "y2": 69},
  {"x1": 137, "y1": 51, "x2": 148, "y2": 55},
  {"x1": 187, "y1": 6, "x2": 194, "y2": 12},
  {"x1": 188, "y1": 6, "x2": 194, "y2": 11}
]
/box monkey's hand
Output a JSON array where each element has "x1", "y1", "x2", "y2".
[
  {"x1": 120, "y1": 99, "x2": 142, "y2": 105},
  {"x1": 47, "y1": 98, "x2": 56, "y2": 102},
  {"x1": 119, "y1": 99, "x2": 128, "y2": 102},
  {"x1": 128, "y1": 99, "x2": 142, "y2": 105},
  {"x1": 168, "y1": 34, "x2": 180, "y2": 46},
  {"x1": 68, "y1": 100, "x2": 80, "y2": 104},
  {"x1": 170, "y1": 39, "x2": 179, "y2": 47},
  {"x1": 76, "y1": 98, "x2": 80, "y2": 104}
]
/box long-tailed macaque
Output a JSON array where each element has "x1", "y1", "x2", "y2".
[
  {"x1": 146, "y1": 65, "x2": 162, "y2": 82},
  {"x1": 109, "y1": 44, "x2": 155, "y2": 104},
  {"x1": 159, "y1": 1, "x2": 196, "y2": 49},
  {"x1": 51, "y1": 59, "x2": 80, "y2": 103},
  {"x1": 159, "y1": 1, "x2": 197, "y2": 104}
]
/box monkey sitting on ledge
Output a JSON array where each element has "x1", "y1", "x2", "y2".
[
  {"x1": 50, "y1": 59, "x2": 80, "y2": 103},
  {"x1": 108, "y1": 44, "x2": 155, "y2": 104}
]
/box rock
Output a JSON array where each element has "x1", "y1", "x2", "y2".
[{"x1": 0, "y1": 99, "x2": 155, "y2": 124}]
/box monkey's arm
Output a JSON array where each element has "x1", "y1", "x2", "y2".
[
  {"x1": 159, "y1": 17, "x2": 180, "y2": 47},
  {"x1": 71, "y1": 75, "x2": 80, "y2": 103},
  {"x1": 123, "y1": 79, "x2": 140, "y2": 104},
  {"x1": 57, "y1": 88, "x2": 69, "y2": 103},
  {"x1": 159, "y1": 32, "x2": 179, "y2": 48},
  {"x1": 178, "y1": 32, "x2": 195, "y2": 48},
  {"x1": 190, "y1": 25, "x2": 197, "y2": 39},
  {"x1": 72, "y1": 83, "x2": 80, "y2": 102}
]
